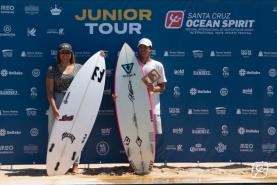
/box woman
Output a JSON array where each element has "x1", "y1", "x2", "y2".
[{"x1": 46, "y1": 42, "x2": 82, "y2": 174}]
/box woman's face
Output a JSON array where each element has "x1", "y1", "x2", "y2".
[{"x1": 59, "y1": 50, "x2": 72, "y2": 63}]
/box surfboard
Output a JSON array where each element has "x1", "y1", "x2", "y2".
[
  {"x1": 114, "y1": 43, "x2": 156, "y2": 175},
  {"x1": 47, "y1": 51, "x2": 106, "y2": 176}
]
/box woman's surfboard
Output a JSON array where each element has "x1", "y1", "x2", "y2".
[
  {"x1": 47, "y1": 51, "x2": 106, "y2": 176},
  {"x1": 114, "y1": 43, "x2": 156, "y2": 175}
]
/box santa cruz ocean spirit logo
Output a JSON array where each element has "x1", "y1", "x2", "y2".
[{"x1": 165, "y1": 11, "x2": 184, "y2": 29}]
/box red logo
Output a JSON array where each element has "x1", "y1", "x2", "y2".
[{"x1": 165, "y1": 11, "x2": 184, "y2": 29}]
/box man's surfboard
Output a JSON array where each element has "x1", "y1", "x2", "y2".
[
  {"x1": 114, "y1": 43, "x2": 156, "y2": 175},
  {"x1": 47, "y1": 51, "x2": 106, "y2": 176}
]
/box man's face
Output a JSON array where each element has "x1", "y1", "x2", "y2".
[{"x1": 138, "y1": 44, "x2": 151, "y2": 58}]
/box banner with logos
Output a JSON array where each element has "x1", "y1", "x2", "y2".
[{"x1": 0, "y1": 0, "x2": 276, "y2": 164}]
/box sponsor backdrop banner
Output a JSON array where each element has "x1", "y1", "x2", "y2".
[{"x1": 0, "y1": 0, "x2": 276, "y2": 164}]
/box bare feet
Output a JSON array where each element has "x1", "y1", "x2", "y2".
[{"x1": 72, "y1": 164, "x2": 78, "y2": 174}]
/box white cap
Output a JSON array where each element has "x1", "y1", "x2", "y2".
[{"x1": 137, "y1": 38, "x2": 152, "y2": 48}]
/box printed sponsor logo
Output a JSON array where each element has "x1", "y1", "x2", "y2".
[
  {"x1": 173, "y1": 86, "x2": 181, "y2": 98},
  {"x1": 0, "y1": 145, "x2": 14, "y2": 154},
  {"x1": 106, "y1": 69, "x2": 113, "y2": 77},
  {"x1": 0, "y1": 128, "x2": 21, "y2": 137},
  {"x1": 240, "y1": 143, "x2": 254, "y2": 152},
  {"x1": 2, "y1": 49, "x2": 13, "y2": 57},
  {"x1": 179, "y1": 12, "x2": 255, "y2": 35},
  {"x1": 104, "y1": 88, "x2": 111, "y2": 95},
  {"x1": 262, "y1": 143, "x2": 276, "y2": 153},
  {"x1": 210, "y1": 50, "x2": 232, "y2": 57},
  {"x1": 173, "y1": 69, "x2": 184, "y2": 76},
  {"x1": 50, "y1": 4, "x2": 62, "y2": 15},
  {"x1": 237, "y1": 127, "x2": 259, "y2": 135},
  {"x1": 241, "y1": 50, "x2": 252, "y2": 58},
  {"x1": 75, "y1": 51, "x2": 92, "y2": 58},
  {"x1": 21, "y1": 51, "x2": 43, "y2": 58},
  {"x1": 75, "y1": 9, "x2": 151, "y2": 35},
  {"x1": 24, "y1": 144, "x2": 39, "y2": 154},
  {"x1": 101, "y1": 128, "x2": 112, "y2": 136},
  {"x1": 46, "y1": 28, "x2": 65, "y2": 35},
  {"x1": 221, "y1": 125, "x2": 229, "y2": 136},
  {"x1": 268, "y1": 68, "x2": 277, "y2": 77},
  {"x1": 0, "y1": 109, "x2": 19, "y2": 117},
  {"x1": 189, "y1": 88, "x2": 212, "y2": 96},
  {"x1": 0, "y1": 89, "x2": 19, "y2": 96},
  {"x1": 166, "y1": 144, "x2": 183, "y2": 151},
  {"x1": 268, "y1": 127, "x2": 276, "y2": 136},
  {"x1": 98, "y1": 109, "x2": 114, "y2": 116},
  {"x1": 0, "y1": 25, "x2": 15, "y2": 37},
  {"x1": 96, "y1": 141, "x2": 110, "y2": 155},
  {"x1": 236, "y1": 108, "x2": 258, "y2": 115},
  {"x1": 164, "y1": 50, "x2": 185, "y2": 57},
  {"x1": 193, "y1": 69, "x2": 211, "y2": 76},
  {"x1": 24, "y1": 5, "x2": 39, "y2": 15},
  {"x1": 30, "y1": 128, "x2": 39, "y2": 136},
  {"x1": 188, "y1": 108, "x2": 209, "y2": 115},
  {"x1": 0, "y1": 5, "x2": 15, "y2": 14},
  {"x1": 266, "y1": 86, "x2": 274, "y2": 97},
  {"x1": 0, "y1": 69, "x2": 23, "y2": 77},
  {"x1": 220, "y1": 88, "x2": 228, "y2": 96},
  {"x1": 190, "y1": 143, "x2": 206, "y2": 152},
  {"x1": 192, "y1": 128, "x2": 210, "y2": 135},
  {"x1": 169, "y1": 107, "x2": 181, "y2": 116},
  {"x1": 258, "y1": 51, "x2": 277, "y2": 58},
  {"x1": 242, "y1": 88, "x2": 253, "y2": 95},
  {"x1": 215, "y1": 107, "x2": 227, "y2": 115},
  {"x1": 30, "y1": 87, "x2": 38, "y2": 99},
  {"x1": 222, "y1": 67, "x2": 230, "y2": 78},
  {"x1": 32, "y1": 68, "x2": 40, "y2": 77},
  {"x1": 172, "y1": 128, "x2": 184, "y2": 135},
  {"x1": 26, "y1": 108, "x2": 37, "y2": 117},
  {"x1": 239, "y1": 69, "x2": 261, "y2": 76},
  {"x1": 263, "y1": 108, "x2": 274, "y2": 116},
  {"x1": 215, "y1": 143, "x2": 227, "y2": 153},
  {"x1": 164, "y1": 11, "x2": 184, "y2": 29},
  {"x1": 192, "y1": 50, "x2": 204, "y2": 58},
  {"x1": 27, "y1": 27, "x2": 36, "y2": 37}
]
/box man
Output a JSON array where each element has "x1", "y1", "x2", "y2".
[{"x1": 138, "y1": 38, "x2": 167, "y2": 134}]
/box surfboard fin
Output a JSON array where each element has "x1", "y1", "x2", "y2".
[
  {"x1": 71, "y1": 151, "x2": 76, "y2": 160},
  {"x1": 54, "y1": 162, "x2": 60, "y2": 171},
  {"x1": 49, "y1": 143, "x2": 55, "y2": 152}
]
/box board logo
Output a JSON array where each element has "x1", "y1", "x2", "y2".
[
  {"x1": 63, "y1": 92, "x2": 70, "y2": 104},
  {"x1": 91, "y1": 66, "x2": 105, "y2": 83},
  {"x1": 59, "y1": 114, "x2": 74, "y2": 121},
  {"x1": 122, "y1": 63, "x2": 134, "y2": 74},
  {"x1": 128, "y1": 81, "x2": 135, "y2": 102},
  {"x1": 136, "y1": 136, "x2": 142, "y2": 147},
  {"x1": 124, "y1": 136, "x2": 131, "y2": 145},
  {"x1": 62, "y1": 132, "x2": 75, "y2": 144}
]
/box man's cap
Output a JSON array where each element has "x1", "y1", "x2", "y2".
[
  {"x1": 58, "y1": 43, "x2": 72, "y2": 51},
  {"x1": 137, "y1": 38, "x2": 152, "y2": 48}
]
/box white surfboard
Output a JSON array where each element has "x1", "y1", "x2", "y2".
[
  {"x1": 47, "y1": 51, "x2": 106, "y2": 176},
  {"x1": 114, "y1": 43, "x2": 156, "y2": 175}
]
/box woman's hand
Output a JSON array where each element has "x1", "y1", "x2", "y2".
[{"x1": 52, "y1": 108, "x2": 60, "y2": 120}]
